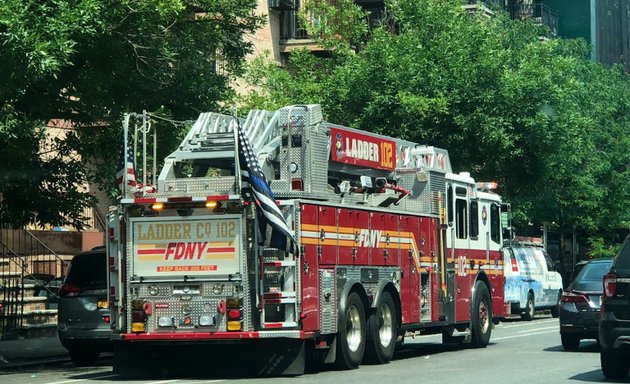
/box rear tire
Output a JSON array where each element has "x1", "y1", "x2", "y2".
[
  {"x1": 560, "y1": 333, "x2": 580, "y2": 351},
  {"x1": 335, "y1": 292, "x2": 366, "y2": 369},
  {"x1": 601, "y1": 348, "x2": 630, "y2": 379},
  {"x1": 521, "y1": 293, "x2": 534, "y2": 321},
  {"x1": 471, "y1": 281, "x2": 492, "y2": 347},
  {"x1": 364, "y1": 291, "x2": 397, "y2": 364}
]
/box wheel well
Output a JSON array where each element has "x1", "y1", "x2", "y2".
[{"x1": 475, "y1": 272, "x2": 490, "y2": 295}]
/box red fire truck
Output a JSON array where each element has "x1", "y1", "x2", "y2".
[{"x1": 107, "y1": 105, "x2": 510, "y2": 375}]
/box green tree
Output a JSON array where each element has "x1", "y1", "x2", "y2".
[
  {"x1": 243, "y1": 0, "x2": 630, "y2": 240},
  {"x1": 0, "y1": 0, "x2": 264, "y2": 229}
]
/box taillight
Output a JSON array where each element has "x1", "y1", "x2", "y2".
[
  {"x1": 560, "y1": 291, "x2": 588, "y2": 303},
  {"x1": 603, "y1": 274, "x2": 617, "y2": 298},
  {"x1": 131, "y1": 300, "x2": 148, "y2": 332},
  {"x1": 510, "y1": 256, "x2": 518, "y2": 272},
  {"x1": 227, "y1": 309, "x2": 242, "y2": 320},
  {"x1": 226, "y1": 297, "x2": 242, "y2": 331},
  {"x1": 59, "y1": 284, "x2": 81, "y2": 297}
]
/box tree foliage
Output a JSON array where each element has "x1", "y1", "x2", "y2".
[
  {"x1": 0, "y1": 0, "x2": 264, "y2": 229},
  {"x1": 242, "y1": 0, "x2": 630, "y2": 242}
]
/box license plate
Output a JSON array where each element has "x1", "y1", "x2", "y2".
[{"x1": 97, "y1": 299, "x2": 108, "y2": 309}]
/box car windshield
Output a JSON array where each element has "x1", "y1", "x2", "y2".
[
  {"x1": 614, "y1": 237, "x2": 630, "y2": 268},
  {"x1": 64, "y1": 252, "x2": 107, "y2": 289}
]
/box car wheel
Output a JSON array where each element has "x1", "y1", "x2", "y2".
[
  {"x1": 470, "y1": 281, "x2": 492, "y2": 347},
  {"x1": 560, "y1": 333, "x2": 580, "y2": 351},
  {"x1": 601, "y1": 348, "x2": 630, "y2": 379},
  {"x1": 364, "y1": 291, "x2": 397, "y2": 364},
  {"x1": 335, "y1": 292, "x2": 366, "y2": 369},
  {"x1": 69, "y1": 348, "x2": 100, "y2": 366},
  {"x1": 521, "y1": 293, "x2": 534, "y2": 321}
]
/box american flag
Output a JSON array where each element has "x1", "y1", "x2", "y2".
[
  {"x1": 236, "y1": 119, "x2": 296, "y2": 254},
  {"x1": 116, "y1": 139, "x2": 137, "y2": 193}
]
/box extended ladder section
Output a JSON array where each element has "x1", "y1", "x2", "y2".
[{"x1": 156, "y1": 109, "x2": 278, "y2": 196}]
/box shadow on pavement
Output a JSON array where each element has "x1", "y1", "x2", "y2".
[
  {"x1": 544, "y1": 340, "x2": 600, "y2": 353},
  {"x1": 568, "y1": 369, "x2": 608, "y2": 383}
]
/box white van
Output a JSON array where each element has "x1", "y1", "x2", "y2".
[{"x1": 503, "y1": 243, "x2": 563, "y2": 320}]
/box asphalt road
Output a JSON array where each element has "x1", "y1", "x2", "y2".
[{"x1": 0, "y1": 314, "x2": 615, "y2": 384}]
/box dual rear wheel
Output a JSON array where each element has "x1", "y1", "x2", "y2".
[{"x1": 335, "y1": 291, "x2": 397, "y2": 369}]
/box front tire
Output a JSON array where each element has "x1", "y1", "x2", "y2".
[
  {"x1": 521, "y1": 293, "x2": 535, "y2": 321},
  {"x1": 560, "y1": 333, "x2": 580, "y2": 351},
  {"x1": 364, "y1": 291, "x2": 397, "y2": 364},
  {"x1": 335, "y1": 292, "x2": 366, "y2": 369},
  {"x1": 471, "y1": 281, "x2": 492, "y2": 347},
  {"x1": 601, "y1": 348, "x2": 630, "y2": 379}
]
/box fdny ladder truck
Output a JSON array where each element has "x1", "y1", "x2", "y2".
[{"x1": 107, "y1": 105, "x2": 510, "y2": 375}]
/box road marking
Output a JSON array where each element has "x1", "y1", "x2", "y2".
[
  {"x1": 518, "y1": 325, "x2": 558, "y2": 333},
  {"x1": 499, "y1": 319, "x2": 557, "y2": 328},
  {"x1": 147, "y1": 380, "x2": 181, "y2": 384},
  {"x1": 45, "y1": 372, "x2": 118, "y2": 384},
  {"x1": 493, "y1": 329, "x2": 558, "y2": 341}
]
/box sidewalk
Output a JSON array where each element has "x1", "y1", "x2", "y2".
[{"x1": 0, "y1": 336, "x2": 69, "y2": 368}]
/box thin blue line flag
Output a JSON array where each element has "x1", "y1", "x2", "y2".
[{"x1": 236, "y1": 119, "x2": 297, "y2": 255}]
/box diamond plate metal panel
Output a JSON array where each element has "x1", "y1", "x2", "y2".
[
  {"x1": 319, "y1": 269, "x2": 337, "y2": 335},
  {"x1": 162, "y1": 176, "x2": 236, "y2": 196}
]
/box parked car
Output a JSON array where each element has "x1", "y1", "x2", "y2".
[
  {"x1": 57, "y1": 246, "x2": 111, "y2": 366},
  {"x1": 599, "y1": 234, "x2": 630, "y2": 379},
  {"x1": 559, "y1": 258, "x2": 613, "y2": 351},
  {"x1": 503, "y1": 243, "x2": 563, "y2": 320}
]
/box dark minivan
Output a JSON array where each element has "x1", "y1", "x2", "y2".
[
  {"x1": 599, "y1": 234, "x2": 630, "y2": 379},
  {"x1": 57, "y1": 246, "x2": 111, "y2": 366}
]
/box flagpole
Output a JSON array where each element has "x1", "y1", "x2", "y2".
[
  {"x1": 122, "y1": 114, "x2": 130, "y2": 197},
  {"x1": 231, "y1": 113, "x2": 242, "y2": 196}
]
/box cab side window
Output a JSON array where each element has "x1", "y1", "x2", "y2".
[
  {"x1": 490, "y1": 204, "x2": 500, "y2": 244},
  {"x1": 469, "y1": 200, "x2": 479, "y2": 240}
]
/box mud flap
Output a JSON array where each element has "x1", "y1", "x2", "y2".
[{"x1": 113, "y1": 339, "x2": 305, "y2": 378}]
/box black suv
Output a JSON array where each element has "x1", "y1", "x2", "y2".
[{"x1": 599, "y1": 234, "x2": 630, "y2": 379}]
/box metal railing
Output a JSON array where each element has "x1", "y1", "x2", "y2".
[
  {"x1": 505, "y1": 3, "x2": 558, "y2": 36},
  {"x1": 0, "y1": 229, "x2": 67, "y2": 339},
  {"x1": 279, "y1": 9, "x2": 310, "y2": 40}
]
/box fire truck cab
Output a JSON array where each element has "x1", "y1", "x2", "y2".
[{"x1": 107, "y1": 105, "x2": 508, "y2": 376}]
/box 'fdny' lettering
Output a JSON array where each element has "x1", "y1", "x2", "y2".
[
  {"x1": 358, "y1": 229, "x2": 382, "y2": 248},
  {"x1": 164, "y1": 242, "x2": 208, "y2": 260}
]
